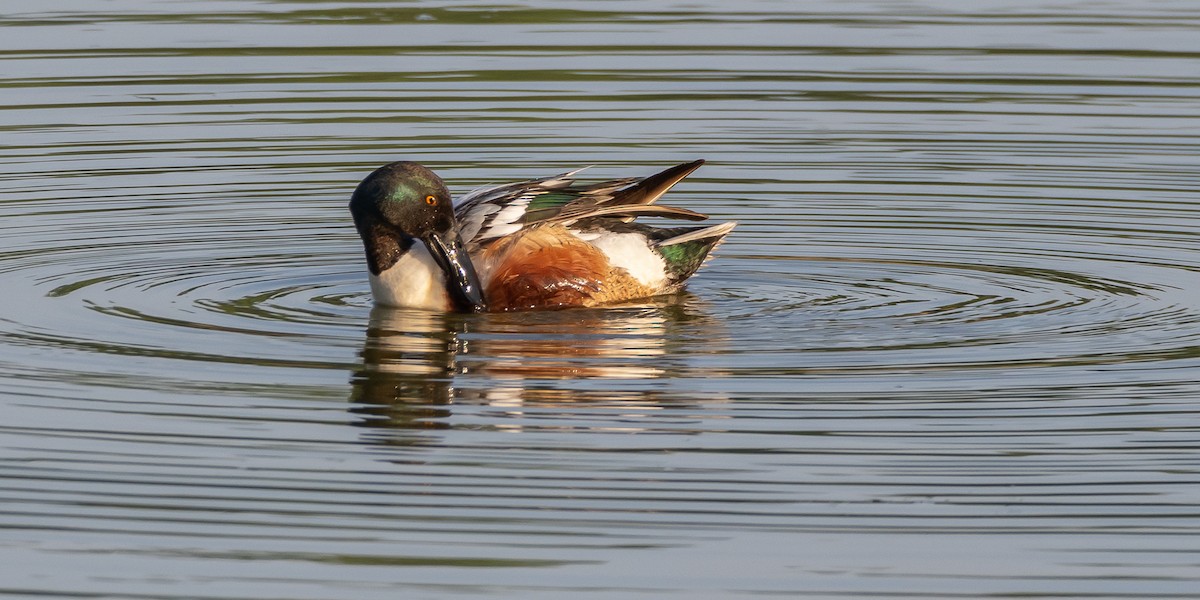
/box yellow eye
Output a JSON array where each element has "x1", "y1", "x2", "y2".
[{"x1": 425, "y1": 195, "x2": 437, "y2": 205}]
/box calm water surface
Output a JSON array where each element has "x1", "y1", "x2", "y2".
[{"x1": 2, "y1": 1, "x2": 1199, "y2": 598}]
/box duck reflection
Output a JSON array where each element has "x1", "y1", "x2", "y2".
[
  {"x1": 348, "y1": 295, "x2": 722, "y2": 442},
  {"x1": 348, "y1": 308, "x2": 460, "y2": 443}
]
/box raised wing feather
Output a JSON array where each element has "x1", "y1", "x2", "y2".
[{"x1": 454, "y1": 160, "x2": 707, "y2": 247}]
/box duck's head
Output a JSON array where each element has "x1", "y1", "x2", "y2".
[{"x1": 349, "y1": 161, "x2": 487, "y2": 313}]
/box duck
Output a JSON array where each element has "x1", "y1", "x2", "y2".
[{"x1": 348, "y1": 159, "x2": 735, "y2": 312}]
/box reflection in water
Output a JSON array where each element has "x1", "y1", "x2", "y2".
[
  {"x1": 349, "y1": 297, "x2": 723, "y2": 441},
  {"x1": 349, "y1": 309, "x2": 460, "y2": 439},
  {"x1": 5, "y1": 1, "x2": 1200, "y2": 596}
]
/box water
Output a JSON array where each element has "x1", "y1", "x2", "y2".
[{"x1": 2, "y1": 1, "x2": 1199, "y2": 598}]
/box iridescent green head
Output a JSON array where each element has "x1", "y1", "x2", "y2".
[{"x1": 349, "y1": 161, "x2": 487, "y2": 313}]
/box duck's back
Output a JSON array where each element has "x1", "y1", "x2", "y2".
[{"x1": 456, "y1": 160, "x2": 735, "y2": 312}]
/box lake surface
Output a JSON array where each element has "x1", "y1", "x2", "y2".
[{"x1": 2, "y1": 1, "x2": 1199, "y2": 598}]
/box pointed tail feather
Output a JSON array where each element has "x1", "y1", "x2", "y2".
[
  {"x1": 658, "y1": 221, "x2": 736, "y2": 247},
  {"x1": 655, "y1": 221, "x2": 737, "y2": 282}
]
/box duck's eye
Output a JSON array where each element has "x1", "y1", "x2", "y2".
[{"x1": 425, "y1": 195, "x2": 437, "y2": 206}]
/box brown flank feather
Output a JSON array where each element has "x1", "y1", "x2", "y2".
[{"x1": 481, "y1": 225, "x2": 656, "y2": 311}]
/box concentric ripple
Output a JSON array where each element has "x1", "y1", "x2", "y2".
[
  {"x1": 2, "y1": 1, "x2": 1200, "y2": 599},
  {"x1": 2, "y1": 168, "x2": 1195, "y2": 396}
]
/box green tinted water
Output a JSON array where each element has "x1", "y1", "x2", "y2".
[{"x1": 2, "y1": 1, "x2": 1199, "y2": 598}]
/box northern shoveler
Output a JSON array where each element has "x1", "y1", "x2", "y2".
[{"x1": 348, "y1": 160, "x2": 735, "y2": 312}]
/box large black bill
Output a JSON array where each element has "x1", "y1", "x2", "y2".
[{"x1": 425, "y1": 232, "x2": 487, "y2": 313}]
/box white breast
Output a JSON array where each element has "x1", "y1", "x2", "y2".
[{"x1": 368, "y1": 241, "x2": 452, "y2": 310}]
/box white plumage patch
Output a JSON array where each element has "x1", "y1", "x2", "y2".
[
  {"x1": 456, "y1": 202, "x2": 500, "y2": 244},
  {"x1": 583, "y1": 231, "x2": 668, "y2": 290},
  {"x1": 494, "y1": 195, "x2": 533, "y2": 220},
  {"x1": 368, "y1": 241, "x2": 451, "y2": 310},
  {"x1": 459, "y1": 194, "x2": 535, "y2": 242}
]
